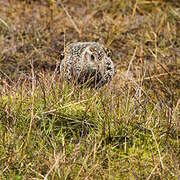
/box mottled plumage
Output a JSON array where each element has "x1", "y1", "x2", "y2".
[{"x1": 60, "y1": 42, "x2": 114, "y2": 88}]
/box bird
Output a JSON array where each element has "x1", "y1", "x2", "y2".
[{"x1": 60, "y1": 42, "x2": 115, "y2": 88}]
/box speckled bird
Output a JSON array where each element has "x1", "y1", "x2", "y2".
[{"x1": 60, "y1": 42, "x2": 115, "y2": 88}]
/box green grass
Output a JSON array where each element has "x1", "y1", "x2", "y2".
[{"x1": 0, "y1": 0, "x2": 180, "y2": 179}]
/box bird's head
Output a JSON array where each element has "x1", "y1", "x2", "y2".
[{"x1": 81, "y1": 45, "x2": 103, "y2": 71}]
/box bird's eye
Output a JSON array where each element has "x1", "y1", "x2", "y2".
[
  {"x1": 91, "y1": 54, "x2": 95, "y2": 61},
  {"x1": 104, "y1": 48, "x2": 112, "y2": 58},
  {"x1": 106, "y1": 50, "x2": 112, "y2": 57}
]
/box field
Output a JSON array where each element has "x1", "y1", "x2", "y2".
[{"x1": 0, "y1": 0, "x2": 180, "y2": 179}]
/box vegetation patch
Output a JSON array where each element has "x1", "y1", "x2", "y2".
[{"x1": 0, "y1": 0, "x2": 179, "y2": 179}]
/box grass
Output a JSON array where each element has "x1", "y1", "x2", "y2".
[{"x1": 0, "y1": 0, "x2": 180, "y2": 179}]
